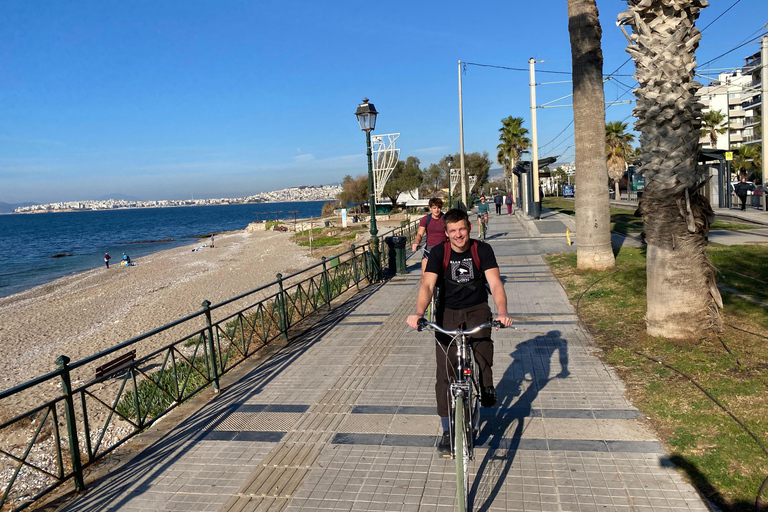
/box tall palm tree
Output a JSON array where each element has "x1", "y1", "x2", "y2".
[
  {"x1": 566, "y1": 0, "x2": 616, "y2": 271},
  {"x1": 606, "y1": 121, "x2": 635, "y2": 200},
  {"x1": 497, "y1": 116, "x2": 530, "y2": 196},
  {"x1": 619, "y1": 0, "x2": 721, "y2": 339},
  {"x1": 700, "y1": 109, "x2": 727, "y2": 148}
]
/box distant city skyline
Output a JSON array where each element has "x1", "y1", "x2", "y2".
[{"x1": 2, "y1": 1, "x2": 764, "y2": 204}]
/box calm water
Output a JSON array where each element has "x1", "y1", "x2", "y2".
[{"x1": 0, "y1": 201, "x2": 326, "y2": 298}]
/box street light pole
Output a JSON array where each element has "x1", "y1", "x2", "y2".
[{"x1": 355, "y1": 98, "x2": 381, "y2": 280}]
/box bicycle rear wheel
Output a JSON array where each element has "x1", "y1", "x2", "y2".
[{"x1": 454, "y1": 395, "x2": 470, "y2": 512}]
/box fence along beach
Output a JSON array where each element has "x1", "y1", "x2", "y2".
[{"x1": 0, "y1": 226, "x2": 318, "y2": 418}]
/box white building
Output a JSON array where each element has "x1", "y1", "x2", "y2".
[{"x1": 697, "y1": 50, "x2": 763, "y2": 151}]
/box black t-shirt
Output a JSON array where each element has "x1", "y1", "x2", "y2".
[{"x1": 425, "y1": 240, "x2": 498, "y2": 310}]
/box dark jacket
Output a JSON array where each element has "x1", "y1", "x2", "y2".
[{"x1": 734, "y1": 182, "x2": 751, "y2": 196}]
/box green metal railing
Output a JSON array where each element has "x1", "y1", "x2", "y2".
[{"x1": 0, "y1": 218, "x2": 419, "y2": 511}]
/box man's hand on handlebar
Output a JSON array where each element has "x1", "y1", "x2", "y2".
[
  {"x1": 406, "y1": 314, "x2": 423, "y2": 330},
  {"x1": 494, "y1": 314, "x2": 514, "y2": 329}
]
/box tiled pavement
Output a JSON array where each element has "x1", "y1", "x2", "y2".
[{"x1": 46, "y1": 212, "x2": 710, "y2": 512}]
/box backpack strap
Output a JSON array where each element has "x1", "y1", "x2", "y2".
[{"x1": 442, "y1": 239, "x2": 483, "y2": 273}]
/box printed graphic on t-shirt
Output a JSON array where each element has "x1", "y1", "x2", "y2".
[{"x1": 451, "y1": 257, "x2": 475, "y2": 283}]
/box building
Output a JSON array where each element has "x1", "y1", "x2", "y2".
[{"x1": 697, "y1": 50, "x2": 763, "y2": 151}]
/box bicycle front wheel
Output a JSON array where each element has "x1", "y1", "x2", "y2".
[{"x1": 454, "y1": 395, "x2": 470, "y2": 512}]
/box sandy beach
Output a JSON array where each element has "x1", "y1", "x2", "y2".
[{"x1": 0, "y1": 227, "x2": 321, "y2": 400}]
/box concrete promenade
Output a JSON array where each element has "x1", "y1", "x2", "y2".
[{"x1": 42, "y1": 212, "x2": 710, "y2": 512}]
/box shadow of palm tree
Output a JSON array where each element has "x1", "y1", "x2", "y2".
[{"x1": 470, "y1": 330, "x2": 569, "y2": 512}]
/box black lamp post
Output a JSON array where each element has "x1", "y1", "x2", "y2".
[
  {"x1": 355, "y1": 97, "x2": 380, "y2": 280},
  {"x1": 446, "y1": 155, "x2": 454, "y2": 209}
]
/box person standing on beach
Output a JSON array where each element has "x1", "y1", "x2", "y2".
[
  {"x1": 210, "y1": 234, "x2": 215, "y2": 248},
  {"x1": 104, "y1": 253, "x2": 111, "y2": 269},
  {"x1": 411, "y1": 198, "x2": 447, "y2": 275}
]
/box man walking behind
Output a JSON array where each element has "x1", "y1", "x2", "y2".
[
  {"x1": 406, "y1": 209, "x2": 513, "y2": 453},
  {"x1": 493, "y1": 192, "x2": 503, "y2": 215}
]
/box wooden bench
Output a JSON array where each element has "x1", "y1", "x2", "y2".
[{"x1": 95, "y1": 349, "x2": 137, "y2": 379}]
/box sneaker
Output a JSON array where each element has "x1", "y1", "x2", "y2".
[
  {"x1": 437, "y1": 431, "x2": 451, "y2": 455},
  {"x1": 481, "y1": 386, "x2": 498, "y2": 408}
]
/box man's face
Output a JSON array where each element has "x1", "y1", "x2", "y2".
[
  {"x1": 430, "y1": 204, "x2": 442, "y2": 217},
  {"x1": 445, "y1": 219, "x2": 471, "y2": 250}
]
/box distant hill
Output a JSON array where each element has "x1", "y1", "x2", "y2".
[
  {"x1": 0, "y1": 202, "x2": 36, "y2": 214},
  {"x1": 96, "y1": 193, "x2": 141, "y2": 201}
]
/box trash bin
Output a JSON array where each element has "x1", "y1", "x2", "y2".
[{"x1": 384, "y1": 236, "x2": 408, "y2": 275}]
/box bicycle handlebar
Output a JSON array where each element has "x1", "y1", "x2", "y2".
[{"x1": 416, "y1": 318, "x2": 504, "y2": 335}]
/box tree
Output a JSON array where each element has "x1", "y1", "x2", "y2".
[
  {"x1": 337, "y1": 175, "x2": 369, "y2": 213},
  {"x1": 606, "y1": 120, "x2": 636, "y2": 200},
  {"x1": 619, "y1": 0, "x2": 721, "y2": 339},
  {"x1": 733, "y1": 144, "x2": 763, "y2": 181},
  {"x1": 497, "y1": 117, "x2": 531, "y2": 195},
  {"x1": 700, "y1": 109, "x2": 727, "y2": 148},
  {"x1": 464, "y1": 152, "x2": 492, "y2": 195},
  {"x1": 383, "y1": 156, "x2": 422, "y2": 206},
  {"x1": 421, "y1": 163, "x2": 445, "y2": 195},
  {"x1": 567, "y1": 0, "x2": 616, "y2": 271}
]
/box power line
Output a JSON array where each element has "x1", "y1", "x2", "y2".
[
  {"x1": 697, "y1": 33, "x2": 764, "y2": 70},
  {"x1": 699, "y1": 0, "x2": 742, "y2": 33}
]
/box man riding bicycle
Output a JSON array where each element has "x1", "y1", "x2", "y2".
[
  {"x1": 476, "y1": 195, "x2": 490, "y2": 239},
  {"x1": 406, "y1": 208, "x2": 513, "y2": 453}
]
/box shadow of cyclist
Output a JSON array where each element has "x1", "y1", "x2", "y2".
[{"x1": 470, "y1": 330, "x2": 569, "y2": 512}]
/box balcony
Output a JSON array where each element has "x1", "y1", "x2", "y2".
[
  {"x1": 743, "y1": 134, "x2": 763, "y2": 144},
  {"x1": 742, "y1": 95, "x2": 762, "y2": 109},
  {"x1": 744, "y1": 117, "x2": 760, "y2": 127},
  {"x1": 729, "y1": 109, "x2": 745, "y2": 117},
  {"x1": 730, "y1": 132, "x2": 744, "y2": 142}
]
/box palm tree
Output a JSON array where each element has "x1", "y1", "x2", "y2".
[
  {"x1": 700, "y1": 110, "x2": 727, "y2": 148},
  {"x1": 619, "y1": 0, "x2": 722, "y2": 339},
  {"x1": 566, "y1": 0, "x2": 616, "y2": 271},
  {"x1": 605, "y1": 121, "x2": 635, "y2": 200},
  {"x1": 733, "y1": 144, "x2": 762, "y2": 181},
  {"x1": 497, "y1": 116, "x2": 530, "y2": 197}
]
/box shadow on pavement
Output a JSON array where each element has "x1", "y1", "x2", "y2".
[{"x1": 471, "y1": 330, "x2": 570, "y2": 512}]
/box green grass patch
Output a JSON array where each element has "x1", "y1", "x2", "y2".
[
  {"x1": 710, "y1": 221, "x2": 764, "y2": 231},
  {"x1": 546, "y1": 245, "x2": 768, "y2": 509},
  {"x1": 298, "y1": 236, "x2": 342, "y2": 247}
]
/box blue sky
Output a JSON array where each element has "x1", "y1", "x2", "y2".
[{"x1": 1, "y1": 0, "x2": 765, "y2": 204}]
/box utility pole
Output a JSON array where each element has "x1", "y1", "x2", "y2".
[
  {"x1": 458, "y1": 60, "x2": 467, "y2": 210},
  {"x1": 761, "y1": 36, "x2": 767, "y2": 211},
  {"x1": 529, "y1": 58, "x2": 541, "y2": 219}
]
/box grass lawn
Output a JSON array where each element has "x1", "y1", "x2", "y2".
[{"x1": 546, "y1": 245, "x2": 768, "y2": 511}]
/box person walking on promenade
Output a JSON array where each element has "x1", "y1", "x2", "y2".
[
  {"x1": 476, "y1": 195, "x2": 490, "y2": 236},
  {"x1": 406, "y1": 208, "x2": 513, "y2": 453},
  {"x1": 411, "y1": 198, "x2": 446, "y2": 275},
  {"x1": 734, "y1": 176, "x2": 751, "y2": 211},
  {"x1": 493, "y1": 192, "x2": 503, "y2": 215},
  {"x1": 505, "y1": 192, "x2": 514, "y2": 215},
  {"x1": 104, "y1": 253, "x2": 110, "y2": 269}
]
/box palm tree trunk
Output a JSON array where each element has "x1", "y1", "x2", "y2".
[
  {"x1": 619, "y1": 0, "x2": 722, "y2": 338},
  {"x1": 567, "y1": 0, "x2": 616, "y2": 270}
]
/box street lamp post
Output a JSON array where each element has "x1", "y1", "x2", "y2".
[
  {"x1": 355, "y1": 98, "x2": 380, "y2": 280},
  {"x1": 446, "y1": 155, "x2": 454, "y2": 208}
]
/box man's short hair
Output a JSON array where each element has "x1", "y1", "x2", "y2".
[
  {"x1": 428, "y1": 197, "x2": 444, "y2": 209},
  {"x1": 443, "y1": 208, "x2": 470, "y2": 230}
]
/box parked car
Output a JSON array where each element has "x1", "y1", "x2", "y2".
[{"x1": 563, "y1": 184, "x2": 575, "y2": 197}]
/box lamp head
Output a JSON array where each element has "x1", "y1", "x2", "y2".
[{"x1": 355, "y1": 98, "x2": 378, "y2": 132}]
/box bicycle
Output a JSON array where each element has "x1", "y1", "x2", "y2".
[
  {"x1": 417, "y1": 317, "x2": 504, "y2": 512},
  {"x1": 478, "y1": 215, "x2": 488, "y2": 242}
]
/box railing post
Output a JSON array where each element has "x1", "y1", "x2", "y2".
[
  {"x1": 321, "y1": 257, "x2": 331, "y2": 308},
  {"x1": 276, "y1": 273, "x2": 289, "y2": 340},
  {"x1": 56, "y1": 355, "x2": 85, "y2": 491},
  {"x1": 201, "y1": 300, "x2": 220, "y2": 393},
  {"x1": 351, "y1": 244, "x2": 360, "y2": 290}
]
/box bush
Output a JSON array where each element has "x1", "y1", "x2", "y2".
[{"x1": 322, "y1": 201, "x2": 339, "y2": 216}]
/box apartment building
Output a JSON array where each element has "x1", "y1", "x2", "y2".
[{"x1": 697, "y1": 50, "x2": 763, "y2": 150}]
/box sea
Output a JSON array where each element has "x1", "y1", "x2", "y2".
[{"x1": 0, "y1": 201, "x2": 327, "y2": 299}]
